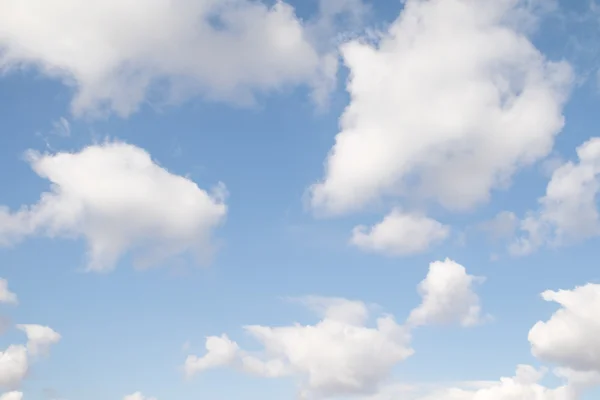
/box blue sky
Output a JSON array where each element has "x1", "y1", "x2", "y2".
[{"x1": 1, "y1": 0, "x2": 600, "y2": 399}]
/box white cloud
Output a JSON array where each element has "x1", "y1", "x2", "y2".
[
  {"x1": 408, "y1": 259, "x2": 485, "y2": 327},
  {"x1": 0, "y1": 0, "x2": 361, "y2": 117},
  {"x1": 0, "y1": 346, "x2": 28, "y2": 389},
  {"x1": 0, "y1": 392, "x2": 23, "y2": 400},
  {"x1": 123, "y1": 392, "x2": 156, "y2": 400},
  {"x1": 309, "y1": 0, "x2": 572, "y2": 216},
  {"x1": 399, "y1": 365, "x2": 576, "y2": 400},
  {"x1": 351, "y1": 209, "x2": 450, "y2": 256},
  {"x1": 16, "y1": 325, "x2": 61, "y2": 357},
  {"x1": 185, "y1": 297, "x2": 413, "y2": 398},
  {"x1": 184, "y1": 335, "x2": 239, "y2": 378},
  {"x1": 0, "y1": 280, "x2": 17, "y2": 305},
  {"x1": 0, "y1": 141, "x2": 227, "y2": 272},
  {"x1": 511, "y1": 137, "x2": 600, "y2": 255},
  {"x1": 529, "y1": 284, "x2": 600, "y2": 373}
]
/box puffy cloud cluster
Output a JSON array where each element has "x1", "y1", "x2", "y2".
[
  {"x1": 0, "y1": 141, "x2": 227, "y2": 272},
  {"x1": 310, "y1": 0, "x2": 572, "y2": 216},
  {"x1": 511, "y1": 137, "x2": 600, "y2": 255},
  {"x1": 0, "y1": 280, "x2": 60, "y2": 394},
  {"x1": 184, "y1": 259, "x2": 484, "y2": 398},
  {"x1": 529, "y1": 284, "x2": 600, "y2": 374},
  {"x1": 0, "y1": 0, "x2": 364, "y2": 117}
]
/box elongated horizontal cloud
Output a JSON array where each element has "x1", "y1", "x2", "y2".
[
  {"x1": 183, "y1": 259, "x2": 489, "y2": 398},
  {"x1": 123, "y1": 393, "x2": 157, "y2": 400},
  {"x1": 511, "y1": 137, "x2": 600, "y2": 255},
  {"x1": 309, "y1": 0, "x2": 572, "y2": 216},
  {"x1": 185, "y1": 297, "x2": 413, "y2": 398},
  {"x1": 0, "y1": 0, "x2": 362, "y2": 117},
  {"x1": 351, "y1": 209, "x2": 450, "y2": 256},
  {"x1": 0, "y1": 141, "x2": 227, "y2": 272},
  {"x1": 0, "y1": 392, "x2": 22, "y2": 400}
]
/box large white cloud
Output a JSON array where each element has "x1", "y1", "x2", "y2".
[
  {"x1": 0, "y1": 141, "x2": 227, "y2": 272},
  {"x1": 511, "y1": 137, "x2": 600, "y2": 255},
  {"x1": 351, "y1": 209, "x2": 450, "y2": 256},
  {"x1": 408, "y1": 259, "x2": 485, "y2": 327},
  {"x1": 0, "y1": 0, "x2": 360, "y2": 117},
  {"x1": 184, "y1": 297, "x2": 414, "y2": 398},
  {"x1": 309, "y1": 0, "x2": 572, "y2": 216},
  {"x1": 183, "y1": 260, "x2": 490, "y2": 398},
  {"x1": 529, "y1": 284, "x2": 600, "y2": 374}
]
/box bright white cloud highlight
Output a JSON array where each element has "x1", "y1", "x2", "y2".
[
  {"x1": 0, "y1": 392, "x2": 23, "y2": 400},
  {"x1": 0, "y1": 280, "x2": 17, "y2": 305},
  {"x1": 403, "y1": 365, "x2": 577, "y2": 400},
  {"x1": 184, "y1": 335, "x2": 239, "y2": 377},
  {"x1": 0, "y1": 142, "x2": 227, "y2": 272},
  {"x1": 0, "y1": 346, "x2": 28, "y2": 389},
  {"x1": 0, "y1": 0, "x2": 357, "y2": 117},
  {"x1": 408, "y1": 259, "x2": 485, "y2": 327},
  {"x1": 511, "y1": 137, "x2": 600, "y2": 255},
  {"x1": 529, "y1": 284, "x2": 600, "y2": 374},
  {"x1": 16, "y1": 325, "x2": 61, "y2": 357},
  {"x1": 123, "y1": 392, "x2": 157, "y2": 400},
  {"x1": 309, "y1": 0, "x2": 572, "y2": 216},
  {"x1": 185, "y1": 297, "x2": 413, "y2": 398},
  {"x1": 351, "y1": 209, "x2": 450, "y2": 256}
]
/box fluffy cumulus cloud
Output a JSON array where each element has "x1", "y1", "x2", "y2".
[
  {"x1": 351, "y1": 209, "x2": 450, "y2": 256},
  {"x1": 529, "y1": 284, "x2": 600, "y2": 374},
  {"x1": 0, "y1": 141, "x2": 227, "y2": 272},
  {"x1": 511, "y1": 137, "x2": 600, "y2": 255},
  {"x1": 408, "y1": 259, "x2": 485, "y2": 327},
  {"x1": 0, "y1": 346, "x2": 28, "y2": 389},
  {"x1": 184, "y1": 260, "x2": 491, "y2": 398},
  {"x1": 16, "y1": 325, "x2": 61, "y2": 357},
  {"x1": 185, "y1": 297, "x2": 414, "y2": 398},
  {"x1": 309, "y1": 0, "x2": 572, "y2": 216},
  {"x1": 184, "y1": 334, "x2": 239, "y2": 377},
  {"x1": 0, "y1": 0, "x2": 362, "y2": 117}
]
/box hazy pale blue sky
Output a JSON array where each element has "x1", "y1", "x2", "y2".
[{"x1": 1, "y1": 1, "x2": 600, "y2": 400}]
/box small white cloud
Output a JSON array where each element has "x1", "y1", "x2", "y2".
[
  {"x1": 0, "y1": 141, "x2": 227, "y2": 272},
  {"x1": 123, "y1": 392, "x2": 157, "y2": 400},
  {"x1": 408, "y1": 259, "x2": 486, "y2": 327},
  {"x1": 184, "y1": 335, "x2": 239, "y2": 378},
  {"x1": 0, "y1": 280, "x2": 17, "y2": 305},
  {"x1": 16, "y1": 325, "x2": 61, "y2": 357},
  {"x1": 511, "y1": 137, "x2": 600, "y2": 255},
  {"x1": 351, "y1": 209, "x2": 450, "y2": 256}
]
